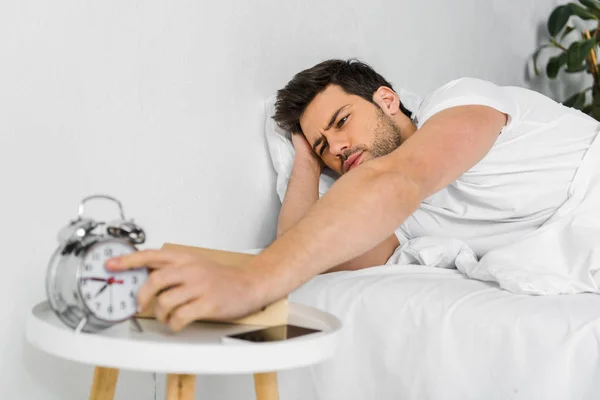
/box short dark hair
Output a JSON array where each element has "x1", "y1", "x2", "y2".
[{"x1": 273, "y1": 58, "x2": 412, "y2": 134}]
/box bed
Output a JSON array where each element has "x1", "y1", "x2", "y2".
[
  {"x1": 262, "y1": 92, "x2": 600, "y2": 399},
  {"x1": 277, "y1": 264, "x2": 600, "y2": 399}
]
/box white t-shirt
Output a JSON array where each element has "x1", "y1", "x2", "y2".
[{"x1": 395, "y1": 77, "x2": 600, "y2": 257}]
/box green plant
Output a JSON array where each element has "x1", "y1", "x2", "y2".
[{"x1": 533, "y1": 0, "x2": 600, "y2": 120}]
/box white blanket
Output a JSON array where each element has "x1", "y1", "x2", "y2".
[
  {"x1": 384, "y1": 133, "x2": 600, "y2": 295},
  {"x1": 282, "y1": 264, "x2": 600, "y2": 400}
]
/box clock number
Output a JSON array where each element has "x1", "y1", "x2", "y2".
[
  {"x1": 85, "y1": 293, "x2": 91, "y2": 300},
  {"x1": 132, "y1": 276, "x2": 138, "y2": 284},
  {"x1": 92, "y1": 252, "x2": 100, "y2": 261},
  {"x1": 84, "y1": 264, "x2": 93, "y2": 272},
  {"x1": 95, "y1": 302, "x2": 101, "y2": 310},
  {"x1": 130, "y1": 290, "x2": 135, "y2": 298},
  {"x1": 120, "y1": 301, "x2": 126, "y2": 310},
  {"x1": 104, "y1": 248, "x2": 113, "y2": 257},
  {"x1": 108, "y1": 305, "x2": 113, "y2": 314}
]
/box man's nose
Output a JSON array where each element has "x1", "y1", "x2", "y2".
[{"x1": 328, "y1": 137, "x2": 350, "y2": 157}]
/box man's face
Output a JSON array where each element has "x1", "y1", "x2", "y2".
[{"x1": 299, "y1": 84, "x2": 404, "y2": 176}]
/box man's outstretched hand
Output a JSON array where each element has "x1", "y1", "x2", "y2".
[{"x1": 105, "y1": 249, "x2": 267, "y2": 332}]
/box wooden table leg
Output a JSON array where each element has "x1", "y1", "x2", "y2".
[
  {"x1": 89, "y1": 366, "x2": 119, "y2": 400},
  {"x1": 253, "y1": 372, "x2": 279, "y2": 400},
  {"x1": 166, "y1": 374, "x2": 195, "y2": 400}
]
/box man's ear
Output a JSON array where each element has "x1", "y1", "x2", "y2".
[{"x1": 372, "y1": 86, "x2": 400, "y2": 116}]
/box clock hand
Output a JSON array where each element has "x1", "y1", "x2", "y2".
[
  {"x1": 95, "y1": 283, "x2": 108, "y2": 297},
  {"x1": 109, "y1": 283, "x2": 113, "y2": 313}
]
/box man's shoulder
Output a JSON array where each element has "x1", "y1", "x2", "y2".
[
  {"x1": 426, "y1": 77, "x2": 507, "y2": 97},
  {"x1": 414, "y1": 77, "x2": 521, "y2": 128}
]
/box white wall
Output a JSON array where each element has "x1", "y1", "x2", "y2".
[{"x1": 0, "y1": 0, "x2": 577, "y2": 398}]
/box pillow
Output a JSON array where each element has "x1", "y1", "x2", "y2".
[{"x1": 264, "y1": 89, "x2": 423, "y2": 202}]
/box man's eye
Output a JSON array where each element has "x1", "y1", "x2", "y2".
[
  {"x1": 319, "y1": 140, "x2": 329, "y2": 156},
  {"x1": 337, "y1": 115, "x2": 349, "y2": 129}
]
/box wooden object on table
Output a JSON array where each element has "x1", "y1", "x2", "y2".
[
  {"x1": 134, "y1": 243, "x2": 289, "y2": 327},
  {"x1": 89, "y1": 367, "x2": 119, "y2": 400},
  {"x1": 166, "y1": 374, "x2": 195, "y2": 400}
]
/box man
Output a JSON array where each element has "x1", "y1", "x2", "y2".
[{"x1": 107, "y1": 59, "x2": 600, "y2": 331}]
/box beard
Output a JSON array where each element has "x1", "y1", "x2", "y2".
[
  {"x1": 339, "y1": 108, "x2": 405, "y2": 174},
  {"x1": 369, "y1": 108, "x2": 404, "y2": 158}
]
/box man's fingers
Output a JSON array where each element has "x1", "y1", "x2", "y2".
[
  {"x1": 137, "y1": 267, "x2": 188, "y2": 311},
  {"x1": 154, "y1": 286, "x2": 199, "y2": 324},
  {"x1": 167, "y1": 298, "x2": 208, "y2": 332},
  {"x1": 105, "y1": 249, "x2": 180, "y2": 271}
]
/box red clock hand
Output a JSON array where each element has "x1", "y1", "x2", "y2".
[{"x1": 93, "y1": 277, "x2": 124, "y2": 298}]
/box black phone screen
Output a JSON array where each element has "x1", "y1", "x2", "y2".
[{"x1": 225, "y1": 324, "x2": 321, "y2": 342}]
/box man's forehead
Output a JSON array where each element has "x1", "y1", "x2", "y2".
[{"x1": 301, "y1": 85, "x2": 355, "y2": 137}]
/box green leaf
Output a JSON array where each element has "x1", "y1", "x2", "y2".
[
  {"x1": 547, "y1": 52, "x2": 568, "y2": 78},
  {"x1": 563, "y1": 91, "x2": 586, "y2": 108},
  {"x1": 581, "y1": 37, "x2": 597, "y2": 54},
  {"x1": 532, "y1": 44, "x2": 553, "y2": 76},
  {"x1": 567, "y1": 42, "x2": 585, "y2": 69},
  {"x1": 579, "y1": 0, "x2": 600, "y2": 13},
  {"x1": 566, "y1": 38, "x2": 596, "y2": 69},
  {"x1": 591, "y1": 94, "x2": 600, "y2": 121},
  {"x1": 569, "y1": 3, "x2": 599, "y2": 19},
  {"x1": 566, "y1": 64, "x2": 589, "y2": 72},
  {"x1": 560, "y1": 25, "x2": 577, "y2": 40},
  {"x1": 575, "y1": 93, "x2": 588, "y2": 110},
  {"x1": 548, "y1": 5, "x2": 572, "y2": 36},
  {"x1": 567, "y1": 41, "x2": 582, "y2": 69}
]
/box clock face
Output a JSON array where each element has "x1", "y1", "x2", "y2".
[{"x1": 78, "y1": 240, "x2": 148, "y2": 322}]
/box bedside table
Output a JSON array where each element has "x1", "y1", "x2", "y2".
[{"x1": 26, "y1": 301, "x2": 342, "y2": 400}]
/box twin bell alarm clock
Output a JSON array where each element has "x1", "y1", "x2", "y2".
[{"x1": 45, "y1": 194, "x2": 149, "y2": 333}]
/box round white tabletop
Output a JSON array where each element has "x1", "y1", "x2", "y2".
[{"x1": 26, "y1": 301, "x2": 342, "y2": 375}]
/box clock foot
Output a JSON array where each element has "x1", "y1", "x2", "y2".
[{"x1": 75, "y1": 316, "x2": 88, "y2": 334}]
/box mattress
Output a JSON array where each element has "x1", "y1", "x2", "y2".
[{"x1": 278, "y1": 264, "x2": 600, "y2": 400}]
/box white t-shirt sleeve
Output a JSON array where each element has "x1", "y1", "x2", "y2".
[
  {"x1": 414, "y1": 77, "x2": 519, "y2": 134},
  {"x1": 393, "y1": 78, "x2": 519, "y2": 245},
  {"x1": 394, "y1": 224, "x2": 410, "y2": 246}
]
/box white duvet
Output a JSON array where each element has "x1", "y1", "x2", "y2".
[
  {"x1": 281, "y1": 265, "x2": 600, "y2": 400},
  {"x1": 386, "y1": 132, "x2": 600, "y2": 296}
]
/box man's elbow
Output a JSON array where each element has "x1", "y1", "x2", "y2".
[{"x1": 322, "y1": 234, "x2": 400, "y2": 274}]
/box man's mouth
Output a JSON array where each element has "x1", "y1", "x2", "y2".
[{"x1": 343, "y1": 151, "x2": 364, "y2": 173}]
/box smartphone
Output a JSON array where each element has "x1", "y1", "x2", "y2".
[{"x1": 224, "y1": 324, "x2": 321, "y2": 343}]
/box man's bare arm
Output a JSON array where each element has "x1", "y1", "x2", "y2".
[
  {"x1": 250, "y1": 105, "x2": 507, "y2": 303},
  {"x1": 276, "y1": 157, "x2": 320, "y2": 238},
  {"x1": 278, "y1": 135, "x2": 399, "y2": 272}
]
